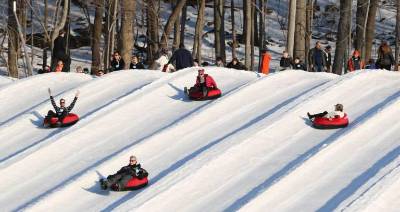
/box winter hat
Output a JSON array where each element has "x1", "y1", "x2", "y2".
[
  {"x1": 198, "y1": 69, "x2": 205, "y2": 74},
  {"x1": 335, "y1": 104, "x2": 343, "y2": 112},
  {"x1": 130, "y1": 156, "x2": 137, "y2": 161}
]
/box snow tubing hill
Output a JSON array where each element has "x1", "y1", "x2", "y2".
[
  {"x1": 112, "y1": 177, "x2": 149, "y2": 191},
  {"x1": 44, "y1": 113, "x2": 80, "y2": 128},
  {"x1": 188, "y1": 88, "x2": 222, "y2": 100},
  {"x1": 312, "y1": 113, "x2": 349, "y2": 129}
]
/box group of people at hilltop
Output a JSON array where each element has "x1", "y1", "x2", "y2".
[
  {"x1": 39, "y1": 28, "x2": 397, "y2": 76},
  {"x1": 276, "y1": 41, "x2": 396, "y2": 73}
]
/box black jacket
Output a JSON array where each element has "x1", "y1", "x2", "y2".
[
  {"x1": 168, "y1": 48, "x2": 194, "y2": 70},
  {"x1": 130, "y1": 62, "x2": 145, "y2": 69},
  {"x1": 280, "y1": 57, "x2": 292, "y2": 68},
  {"x1": 116, "y1": 164, "x2": 148, "y2": 179},
  {"x1": 53, "y1": 35, "x2": 67, "y2": 59},
  {"x1": 293, "y1": 62, "x2": 307, "y2": 71},
  {"x1": 227, "y1": 62, "x2": 246, "y2": 70},
  {"x1": 308, "y1": 48, "x2": 326, "y2": 67},
  {"x1": 111, "y1": 59, "x2": 125, "y2": 71},
  {"x1": 50, "y1": 96, "x2": 77, "y2": 117}
]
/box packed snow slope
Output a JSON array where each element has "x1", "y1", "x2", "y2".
[{"x1": 1, "y1": 68, "x2": 399, "y2": 212}]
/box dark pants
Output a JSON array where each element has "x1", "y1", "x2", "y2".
[
  {"x1": 46, "y1": 110, "x2": 67, "y2": 122},
  {"x1": 308, "y1": 111, "x2": 328, "y2": 119},
  {"x1": 106, "y1": 174, "x2": 133, "y2": 188},
  {"x1": 190, "y1": 83, "x2": 209, "y2": 97},
  {"x1": 313, "y1": 65, "x2": 324, "y2": 72}
]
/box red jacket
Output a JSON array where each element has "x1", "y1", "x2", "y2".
[
  {"x1": 347, "y1": 50, "x2": 365, "y2": 72},
  {"x1": 195, "y1": 74, "x2": 217, "y2": 88}
]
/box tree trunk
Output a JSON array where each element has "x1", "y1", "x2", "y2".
[
  {"x1": 333, "y1": 0, "x2": 352, "y2": 75},
  {"x1": 192, "y1": 0, "x2": 205, "y2": 63},
  {"x1": 231, "y1": 0, "x2": 237, "y2": 59},
  {"x1": 120, "y1": 0, "x2": 135, "y2": 70},
  {"x1": 91, "y1": 0, "x2": 104, "y2": 72},
  {"x1": 365, "y1": 0, "x2": 378, "y2": 63},
  {"x1": 396, "y1": 0, "x2": 400, "y2": 71},
  {"x1": 8, "y1": 0, "x2": 19, "y2": 78},
  {"x1": 214, "y1": 0, "x2": 226, "y2": 61},
  {"x1": 287, "y1": 0, "x2": 296, "y2": 56},
  {"x1": 147, "y1": 0, "x2": 159, "y2": 63},
  {"x1": 355, "y1": 0, "x2": 369, "y2": 61},
  {"x1": 104, "y1": 0, "x2": 118, "y2": 71},
  {"x1": 250, "y1": 0, "x2": 255, "y2": 71},
  {"x1": 259, "y1": 0, "x2": 265, "y2": 70},
  {"x1": 305, "y1": 0, "x2": 313, "y2": 65},
  {"x1": 180, "y1": 2, "x2": 187, "y2": 45},
  {"x1": 244, "y1": 0, "x2": 252, "y2": 70},
  {"x1": 160, "y1": 0, "x2": 187, "y2": 49},
  {"x1": 42, "y1": 0, "x2": 48, "y2": 70},
  {"x1": 294, "y1": 0, "x2": 306, "y2": 61}
]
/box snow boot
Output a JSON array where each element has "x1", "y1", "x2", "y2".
[
  {"x1": 100, "y1": 179, "x2": 108, "y2": 190},
  {"x1": 307, "y1": 112, "x2": 312, "y2": 120},
  {"x1": 184, "y1": 87, "x2": 188, "y2": 95}
]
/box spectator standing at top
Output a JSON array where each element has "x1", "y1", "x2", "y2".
[
  {"x1": 376, "y1": 41, "x2": 395, "y2": 70},
  {"x1": 52, "y1": 30, "x2": 71, "y2": 72},
  {"x1": 293, "y1": 57, "x2": 307, "y2": 71},
  {"x1": 54, "y1": 60, "x2": 64, "y2": 72},
  {"x1": 167, "y1": 43, "x2": 194, "y2": 71},
  {"x1": 227, "y1": 58, "x2": 246, "y2": 70},
  {"x1": 324, "y1": 45, "x2": 332, "y2": 72},
  {"x1": 259, "y1": 48, "x2": 272, "y2": 74},
  {"x1": 154, "y1": 49, "x2": 175, "y2": 72},
  {"x1": 308, "y1": 41, "x2": 327, "y2": 72},
  {"x1": 110, "y1": 51, "x2": 125, "y2": 72},
  {"x1": 347, "y1": 50, "x2": 365, "y2": 72},
  {"x1": 130, "y1": 55, "x2": 145, "y2": 69},
  {"x1": 215, "y1": 57, "x2": 225, "y2": 67},
  {"x1": 279, "y1": 51, "x2": 292, "y2": 71}
]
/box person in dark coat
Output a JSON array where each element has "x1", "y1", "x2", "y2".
[
  {"x1": 376, "y1": 41, "x2": 395, "y2": 70},
  {"x1": 100, "y1": 156, "x2": 148, "y2": 191},
  {"x1": 324, "y1": 45, "x2": 332, "y2": 72},
  {"x1": 308, "y1": 41, "x2": 327, "y2": 72},
  {"x1": 52, "y1": 30, "x2": 71, "y2": 72},
  {"x1": 129, "y1": 55, "x2": 145, "y2": 69},
  {"x1": 110, "y1": 51, "x2": 125, "y2": 71},
  {"x1": 44, "y1": 88, "x2": 79, "y2": 126},
  {"x1": 293, "y1": 57, "x2": 307, "y2": 71},
  {"x1": 167, "y1": 43, "x2": 194, "y2": 70},
  {"x1": 279, "y1": 51, "x2": 292, "y2": 71},
  {"x1": 227, "y1": 58, "x2": 246, "y2": 70}
]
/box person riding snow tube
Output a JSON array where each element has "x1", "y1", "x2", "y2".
[
  {"x1": 100, "y1": 156, "x2": 149, "y2": 191},
  {"x1": 187, "y1": 69, "x2": 221, "y2": 100},
  {"x1": 43, "y1": 88, "x2": 80, "y2": 128},
  {"x1": 307, "y1": 103, "x2": 349, "y2": 129}
]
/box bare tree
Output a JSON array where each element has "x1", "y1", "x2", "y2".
[
  {"x1": 294, "y1": 0, "x2": 306, "y2": 60},
  {"x1": 214, "y1": 0, "x2": 226, "y2": 61},
  {"x1": 160, "y1": 0, "x2": 187, "y2": 49},
  {"x1": 333, "y1": 0, "x2": 352, "y2": 75},
  {"x1": 172, "y1": 0, "x2": 181, "y2": 51},
  {"x1": 120, "y1": 0, "x2": 135, "y2": 69},
  {"x1": 8, "y1": 0, "x2": 19, "y2": 78},
  {"x1": 192, "y1": 0, "x2": 205, "y2": 63},
  {"x1": 305, "y1": 0, "x2": 313, "y2": 65},
  {"x1": 396, "y1": 0, "x2": 400, "y2": 71},
  {"x1": 104, "y1": 0, "x2": 118, "y2": 71},
  {"x1": 50, "y1": 0, "x2": 69, "y2": 51},
  {"x1": 231, "y1": 0, "x2": 237, "y2": 59},
  {"x1": 92, "y1": 0, "x2": 104, "y2": 73},
  {"x1": 287, "y1": 0, "x2": 296, "y2": 56},
  {"x1": 365, "y1": 0, "x2": 378, "y2": 63},
  {"x1": 180, "y1": 1, "x2": 187, "y2": 45},
  {"x1": 147, "y1": 0, "x2": 159, "y2": 63},
  {"x1": 355, "y1": 0, "x2": 369, "y2": 60},
  {"x1": 244, "y1": 0, "x2": 252, "y2": 70}
]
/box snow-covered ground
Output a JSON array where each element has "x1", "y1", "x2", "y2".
[{"x1": 0, "y1": 68, "x2": 399, "y2": 211}]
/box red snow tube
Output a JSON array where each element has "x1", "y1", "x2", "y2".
[
  {"x1": 189, "y1": 88, "x2": 222, "y2": 100},
  {"x1": 112, "y1": 177, "x2": 149, "y2": 191},
  {"x1": 313, "y1": 113, "x2": 349, "y2": 129},
  {"x1": 44, "y1": 113, "x2": 80, "y2": 128}
]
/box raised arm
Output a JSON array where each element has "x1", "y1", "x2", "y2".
[{"x1": 67, "y1": 90, "x2": 79, "y2": 112}]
